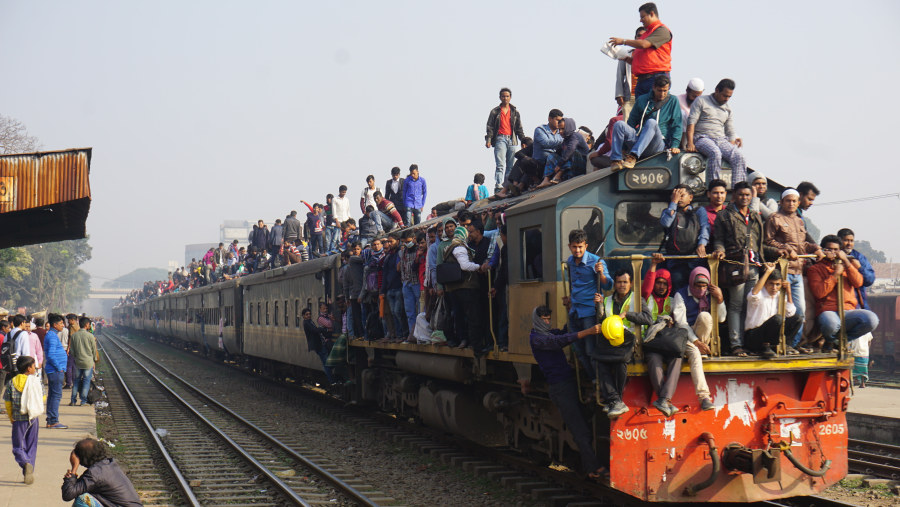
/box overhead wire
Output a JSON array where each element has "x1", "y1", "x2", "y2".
[{"x1": 814, "y1": 193, "x2": 900, "y2": 206}]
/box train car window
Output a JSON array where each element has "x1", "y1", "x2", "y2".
[
  {"x1": 266, "y1": 301, "x2": 270, "y2": 325},
  {"x1": 284, "y1": 300, "x2": 288, "y2": 328},
  {"x1": 520, "y1": 226, "x2": 543, "y2": 281},
  {"x1": 560, "y1": 206, "x2": 604, "y2": 259},
  {"x1": 274, "y1": 302, "x2": 279, "y2": 326},
  {"x1": 614, "y1": 201, "x2": 668, "y2": 246},
  {"x1": 248, "y1": 302, "x2": 253, "y2": 324},
  {"x1": 295, "y1": 300, "x2": 300, "y2": 327},
  {"x1": 257, "y1": 303, "x2": 261, "y2": 326}
]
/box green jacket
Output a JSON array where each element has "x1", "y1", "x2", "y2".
[
  {"x1": 70, "y1": 329, "x2": 98, "y2": 369},
  {"x1": 627, "y1": 92, "x2": 683, "y2": 149}
]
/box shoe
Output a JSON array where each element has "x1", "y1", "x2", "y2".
[
  {"x1": 623, "y1": 153, "x2": 637, "y2": 169},
  {"x1": 822, "y1": 342, "x2": 835, "y2": 353},
  {"x1": 77, "y1": 402, "x2": 84, "y2": 406},
  {"x1": 761, "y1": 344, "x2": 776, "y2": 358},
  {"x1": 456, "y1": 340, "x2": 468, "y2": 349},
  {"x1": 796, "y1": 345, "x2": 813, "y2": 354},
  {"x1": 23, "y1": 463, "x2": 34, "y2": 485},
  {"x1": 609, "y1": 160, "x2": 626, "y2": 171},
  {"x1": 607, "y1": 401, "x2": 629, "y2": 418},
  {"x1": 46, "y1": 423, "x2": 69, "y2": 429},
  {"x1": 68, "y1": 401, "x2": 76, "y2": 406},
  {"x1": 786, "y1": 346, "x2": 800, "y2": 355},
  {"x1": 700, "y1": 398, "x2": 715, "y2": 411},
  {"x1": 653, "y1": 398, "x2": 676, "y2": 417}
]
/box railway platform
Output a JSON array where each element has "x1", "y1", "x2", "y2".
[
  {"x1": 849, "y1": 386, "x2": 900, "y2": 418},
  {"x1": 0, "y1": 402, "x2": 97, "y2": 507},
  {"x1": 848, "y1": 386, "x2": 900, "y2": 444}
]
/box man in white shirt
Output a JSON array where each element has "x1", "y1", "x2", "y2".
[
  {"x1": 359, "y1": 175, "x2": 382, "y2": 216},
  {"x1": 744, "y1": 262, "x2": 803, "y2": 358},
  {"x1": 676, "y1": 78, "x2": 703, "y2": 146}
]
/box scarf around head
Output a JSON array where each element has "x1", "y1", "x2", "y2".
[
  {"x1": 651, "y1": 267, "x2": 672, "y2": 310},
  {"x1": 688, "y1": 266, "x2": 711, "y2": 312},
  {"x1": 532, "y1": 307, "x2": 552, "y2": 335},
  {"x1": 449, "y1": 225, "x2": 472, "y2": 253}
]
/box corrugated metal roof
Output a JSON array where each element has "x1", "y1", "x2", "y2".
[{"x1": 0, "y1": 148, "x2": 91, "y2": 213}]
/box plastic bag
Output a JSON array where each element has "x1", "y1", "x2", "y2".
[
  {"x1": 414, "y1": 313, "x2": 434, "y2": 344},
  {"x1": 430, "y1": 295, "x2": 450, "y2": 333}
]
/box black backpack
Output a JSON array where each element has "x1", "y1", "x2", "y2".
[
  {"x1": 1, "y1": 329, "x2": 22, "y2": 373},
  {"x1": 662, "y1": 208, "x2": 701, "y2": 254}
]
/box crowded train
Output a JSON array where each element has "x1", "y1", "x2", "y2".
[{"x1": 113, "y1": 2, "x2": 871, "y2": 502}]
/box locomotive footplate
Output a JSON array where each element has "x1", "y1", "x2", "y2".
[{"x1": 722, "y1": 443, "x2": 782, "y2": 484}]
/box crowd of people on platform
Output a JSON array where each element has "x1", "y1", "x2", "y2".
[{"x1": 0, "y1": 311, "x2": 134, "y2": 503}]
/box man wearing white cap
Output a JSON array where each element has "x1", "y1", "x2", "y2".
[
  {"x1": 677, "y1": 78, "x2": 704, "y2": 140},
  {"x1": 764, "y1": 188, "x2": 824, "y2": 352}
]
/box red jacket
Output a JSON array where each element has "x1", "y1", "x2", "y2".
[
  {"x1": 807, "y1": 260, "x2": 864, "y2": 315},
  {"x1": 631, "y1": 21, "x2": 672, "y2": 75}
]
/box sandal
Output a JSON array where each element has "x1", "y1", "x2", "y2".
[
  {"x1": 796, "y1": 345, "x2": 812, "y2": 354},
  {"x1": 732, "y1": 347, "x2": 748, "y2": 357},
  {"x1": 587, "y1": 467, "x2": 609, "y2": 482}
]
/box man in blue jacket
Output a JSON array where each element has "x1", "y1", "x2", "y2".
[
  {"x1": 609, "y1": 75, "x2": 682, "y2": 171},
  {"x1": 44, "y1": 313, "x2": 69, "y2": 429},
  {"x1": 838, "y1": 228, "x2": 876, "y2": 310},
  {"x1": 403, "y1": 164, "x2": 427, "y2": 226}
]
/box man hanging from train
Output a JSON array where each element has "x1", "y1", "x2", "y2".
[
  {"x1": 607, "y1": 75, "x2": 682, "y2": 171},
  {"x1": 591, "y1": 269, "x2": 638, "y2": 418},
  {"x1": 641, "y1": 254, "x2": 715, "y2": 411},
  {"x1": 837, "y1": 228, "x2": 875, "y2": 311},
  {"x1": 672, "y1": 266, "x2": 726, "y2": 364},
  {"x1": 563, "y1": 229, "x2": 612, "y2": 381},
  {"x1": 684, "y1": 78, "x2": 747, "y2": 184},
  {"x1": 764, "y1": 188, "x2": 823, "y2": 353},
  {"x1": 806, "y1": 235, "x2": 879, "y2": 353},
  {"x1": 659, "y1": 183, "x2": 709, "y2": 291},
  {"x1": 744, "y1": 262, "x2": 803, "y2": 358}
]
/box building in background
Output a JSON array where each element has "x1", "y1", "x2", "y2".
[
  {"x1": 220, "y1": 220, "x2": 254, "y2": 246},
  {"x1": 185, "y1": 243, "x2": 218, "y2": 267}
]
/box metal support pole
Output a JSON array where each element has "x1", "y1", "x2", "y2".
[
  {"x1": 631, "y1": 254, "x2": 644, "y2": 362},
  {"x1": 777, "y1": 258, "x2": 789, "y2": 355},
  {"x1": 708, "y1": 257, "x2": 721, "y2": 357},
  {"x1": 836, "y1": 259, "x2": 847, "y2": 360}
]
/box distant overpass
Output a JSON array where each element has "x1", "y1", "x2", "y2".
[{"x1": 88, "y1": 288, "x2": 134, "y2": 300}]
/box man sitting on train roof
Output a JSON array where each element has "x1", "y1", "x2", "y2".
[
  {"x1": 563, "y1": 229, "x2": 612, "y2": 381},
  {"x1": 806, "y1": 235, "x2": 879, "y2": 353},
  {"x1": 837, "y1": 228, "x2": 875, "y2": 311},
  {"x1": 591, "y1": 269, "x2": 638, "y2": 418},
  {"x1": 764, "y1": 188, "x2": 823, "y2": 353},
  {"x1": 608, "y1": 75, "x2": 682, "y2": 171},
  {"x1": 373, "y1": 191, "x2": 405, "y2": 231},
  {"x1": 532, "y1": 109, "x2": 565, "y2": 174},
  {"x1": 538, "y1": 119, "x2": 592, "y2": 187},
  {"x1": 684, "y1": 78, "x2": 746, "y2": 184},
  {"x1": 743, "y1": 263, "x2": 803, "y2": 358},
  {"x1": 642, "y1": 254, "x2": 715, "y2": 411},
  {"x1": 712, "y1": 181, "x2": 778, "y2": 356},
  {"x1": 659, "y1": 184, "x2": 709, "y2": 291},
  {"x1": 677, "y1": 78, "x2": 703, "y2": 144}
]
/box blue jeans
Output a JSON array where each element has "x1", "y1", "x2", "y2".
[
  {"x1": 726, "y1": 269, "x2": 759, "y2": 349},
  {"x1": 316, "y1": 349, "x2": 334, "y2": 383},
  {"x1": 634, "y1": 72, "x2": 669, "y2": 97},
  {"x1": 71, "y1": 367, "x2": 93, "y2": 404},
  {"x1": 405, "y1": 208, "x2": 421, "y2": 226},
  {"x1": 309, "y1": 233, "x2": 323, "y2": 256},
  {"x1": 569, "y1": 314, "x2": 598, "y2": 380},
  {"x1": 74, "y1": 493, "x2": 102, "y2": 507},
  {"x1": 610, "y1": 118, "x2": 666, "y2": 161},
  {"x1": 386, "y1": 288, "x2": 408, "y2": 337},
  {"x1": 324, "y1": 226, "x2": 340, "y2": 253},
  {"x1": 402, "y1": 282, "x2": 420, "y2": 336},
  {"x1": 817, "y1": 310, "x2": 879, "y2": 343},
  {"x1": 493, "y1": 134, "x2": 517, "y2": 188},
  {"x1": 46, "y1": 371, "x2": 64, "y2": 425},
  {"x1": 543, "y1": 152, "x2": 573, "y2": 178},
  {"x1": 370, "y1": 210, "x2": 394, "y2": 232},
  {"x1": 787, "y1": 273, "x2": 806, "y2": 346}
]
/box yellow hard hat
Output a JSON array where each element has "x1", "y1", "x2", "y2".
[{"x1": 602, "y1": 315, "x2": 625, "y2": 346}]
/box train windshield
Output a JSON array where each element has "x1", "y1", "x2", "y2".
[{"x1": 614, "y1": 201, "x2": 668, "y2": 247}]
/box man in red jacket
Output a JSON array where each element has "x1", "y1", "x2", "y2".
[
  {"x1": 609, "y1": 2, "x2": 672, "y2": 97},
  {"x1": 807, "y1": 235, "x2": 879, "y2": 352}
]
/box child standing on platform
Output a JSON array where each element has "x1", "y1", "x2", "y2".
[{"x1": 4, "y1": 355, "x2": 44, "y2": 485}]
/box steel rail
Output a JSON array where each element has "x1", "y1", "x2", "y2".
[
  {"x1": 105, "y1": 332, "x2": 379, "y2": 507},
  {"x1": 101, "y1": 334, "x2": 312, "y2": 506},
  {"x1": 99, "y1": 345, "x2": 202, "y2": 507}
]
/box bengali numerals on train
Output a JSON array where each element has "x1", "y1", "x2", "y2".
[
  {"x1": 624, "y1": 168, "x2": 671, "y2": 190},
  {"x1": 615, "y1": 428, "x2": 649, "y2": 441}
]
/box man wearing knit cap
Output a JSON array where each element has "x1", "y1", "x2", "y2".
[
  {"x1": 677, "y1": 78, "x2": 704, "y2": 137},
  {"x1": 764, "y1": 188, "x2": 824, "y2": 352},
  {"x1": 749, "y1": 172, "x2": 778, "y2": 220}
]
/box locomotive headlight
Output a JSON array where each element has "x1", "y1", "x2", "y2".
[
  {"x1": 681, "y1": 155, "x2": 704, "y2": 175},
  {"x1": 686, "y1": 176, "x2": 705, "y2": 195}
]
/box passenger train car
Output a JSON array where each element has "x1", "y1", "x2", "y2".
[{"x1": 114, "y1": 153, "x2": 852, "y2": 503}]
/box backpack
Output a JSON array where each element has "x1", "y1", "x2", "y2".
[
  {"x1": 662, "y1": 208, "x2": 700, "y2": 254},
  {"x1": 1, "y1": 329, "x2": 22, "y2": 373}
]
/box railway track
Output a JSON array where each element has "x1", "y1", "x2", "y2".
[
  {"x1": 111, "y1": 330, "x2": 874, "y2": 507},
  {"x1": 101, "y1": 332, "x2": 388, "y2": 506},
  {"x1": 848, "y1": 438, "x2": 900, "y2": 479}
]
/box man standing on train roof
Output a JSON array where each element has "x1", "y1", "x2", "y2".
[
  {"x1": 609, "y1": 2, "x2": 672, "y2": 98},
  {"x1": 837, "y1": 228, "x2": 875, "y2": 311},
  {"x1": 485, "y1": 87, "x2": 526, "y2": 194},
  {"x1": 532, "y1": 109, "x2": 565, "y2": 168},
  {"x1": 608, "y1": 75, "x2": 682, "y2": 171},
  {"x1": 284, "y1": 211, "x2": 302, "y2": 244},
  {"x1": 659, "y1": 183, "x2": 709, "y2": 291},
  {"x1": 642, "y1": 254, "x2": 715, "y2": 411},
  {"x1": 677, "y1": 78, "x2": 704, "y2": 140},
  {"x1": 563, "y1": 229, "x2": 612, "y2": 380},
  {"x1": 360, "y1": 175, "x2": 382, "y2": 216},
  {"x1": 404, "y1": 164, "x2": 427, "y2": 226},
  {"x1": 684, "y1": 79, "x2": 746, "y2": 184},
  {"x1": 384, "y1": 167, "x2": 406, "y2": 220},
  {"x1": 807, "y1": 235, "x2": 879, "y2": 353}
]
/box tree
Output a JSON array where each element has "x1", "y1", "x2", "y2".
[
  {"x1": 0, "y1": 114, "x2": 40, "y2": 154},
  {"x1": 854, "y1": 239, "x2": 887, "y2": 264},
  {"x1": 0, "y1": 239, "x2": 92, "y2": 311}
]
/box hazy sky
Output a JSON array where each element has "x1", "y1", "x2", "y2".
[{"x1": 2, "y1": 0, "x2": 899, "y2": 287}]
